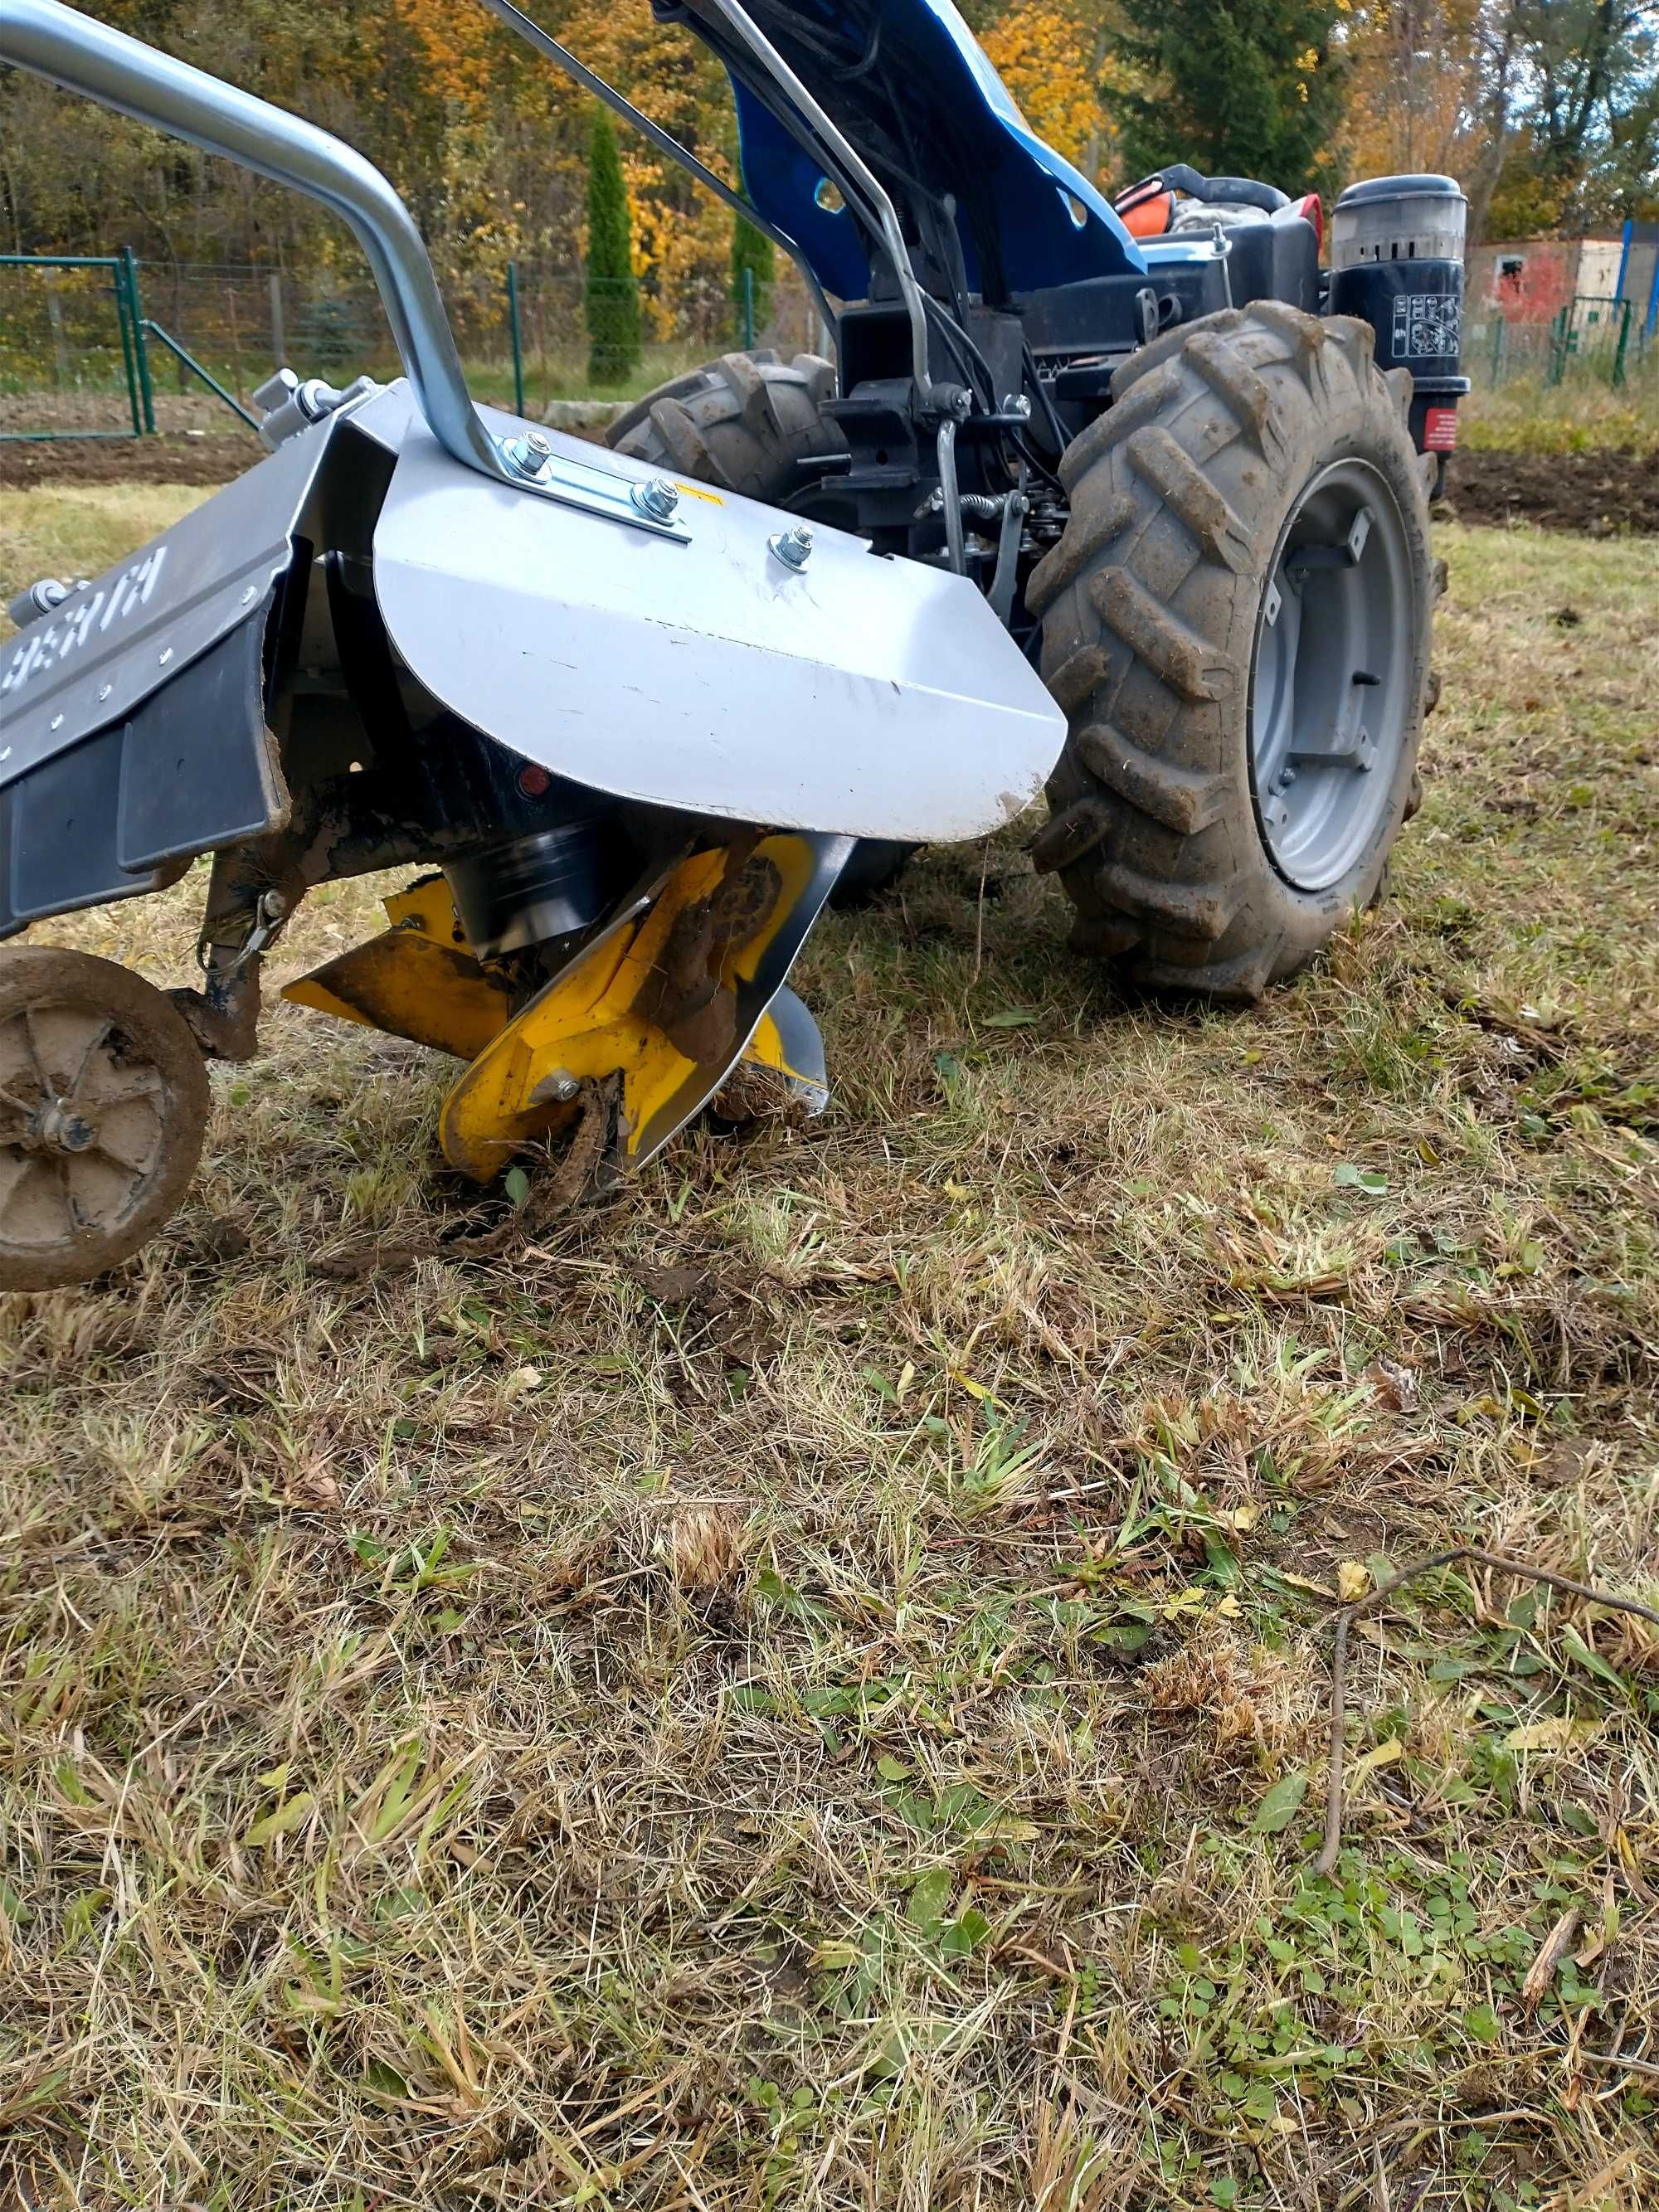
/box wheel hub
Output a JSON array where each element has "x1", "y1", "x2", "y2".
[
  {"x1": 1249, "y1": 459, "x2": 1413, "y2": 894},
  {"x1": 1, "y1": 1003, "x2": 165, "y2": 1249},
  {"x1": 25, "y1": 1098, "x2": 99, "y2": 1156}
]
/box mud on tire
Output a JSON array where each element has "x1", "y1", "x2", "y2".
[{"x1": 1028, "y1": 303, "x2": 1437, "y2": 1000}]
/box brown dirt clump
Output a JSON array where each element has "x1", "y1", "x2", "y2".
[{"x1": 1446, "y1": 445, "x2": 1659, "y2": 533}]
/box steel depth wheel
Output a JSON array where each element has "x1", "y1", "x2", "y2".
[
  {"x1": 0, "y1": 946, "x2": 210, "y2": 1291},
  {"x1": 1250, "y1": 459, "x2": 1413, "y2": 893}
]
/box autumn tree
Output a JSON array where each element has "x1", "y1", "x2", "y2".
[
  {"x1": 1342, "y1": 0, "x2": 1659, "y2": 239},
  {"x1": 978, "y1": 0, "x2": 1118, "y2": 178},
  {"x1": 584, "y1": 104, "x2": 641, "y2": 385},
  {"x1": 1105, "y1": 0, "x2": 1350, "y2": 193}
]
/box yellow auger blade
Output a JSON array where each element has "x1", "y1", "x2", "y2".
[
  {"x1": 282, "y1": 876, "x2": 514, "y2": 1062},
  {"x1": 439, "y1": 834, "x2": 850, "y2": 1184}
]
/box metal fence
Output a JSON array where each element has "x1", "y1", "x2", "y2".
[
  {"x1": 8, "y1": 249, "x2": 1651, "y2": 445},
  {"x1": 0, "y1": 252, "x2": 144, "y2": 440},
  {"x1": 1466, "y1": 294, "x2": 1652, "y2": 393},
  {"x1": 0, "y1": 250, "x2": 823, "y2": 440}
]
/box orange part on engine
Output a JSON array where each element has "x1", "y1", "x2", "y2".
[{"x1": 1119, "y1": 188, "x2": 1174, "y2": 239}]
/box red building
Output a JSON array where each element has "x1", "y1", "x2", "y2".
[{"x1": 1467, "y1": 236, "x2": 1627, "y2": 322}]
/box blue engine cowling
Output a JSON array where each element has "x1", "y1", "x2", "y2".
[{"x1": 673, "y1": 0, "x2": 1146, "y2": 301}]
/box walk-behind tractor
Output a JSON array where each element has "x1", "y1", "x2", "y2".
[{"x1": 0, "y1": 0, "x2": 1467, "y2": 1290}]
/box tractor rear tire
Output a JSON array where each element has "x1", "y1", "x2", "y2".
[
  {"x1": 606, "y1": 349, "x2": 913, "y2": 908},
  {"x1": 606, "y1": 346, "x2": 844, "y2": 502},
  {"x1": 1028, "y1": 303, "x2": 1436, "y2": 1000}
]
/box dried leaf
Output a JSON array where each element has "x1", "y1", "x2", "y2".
[
  {"x1": 1348, "y1": 1738, "x2": 1404, "y2": 1787},
  {"x1": 1520, "y1": 1908, "x2": 1580, "y2": 2010},
  {"x1": 1504, "y1": 1715, "x2": 1604, "y2": 1753},
  {"x1": 1338, "y1": 1561, "x2": 1370, "y2": 1603},
  {"x1": 245, "y1": 1791, "x2": 315, "y2": 1848},
  {"x1": 1366, "y1": 1356, "x2": 1419, "y2": 1413}
]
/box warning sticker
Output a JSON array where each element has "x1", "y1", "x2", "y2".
[{"x1": 1392, "y1": 291, "x2": 1462, "y2": 362}]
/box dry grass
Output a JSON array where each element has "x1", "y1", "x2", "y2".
[
  {"x1": 1460, "y1": 369, "x2": 1659, "y2": 456},
  {"x1": 1, "y1": 489, "x2": 1657, "y2": 2210}
]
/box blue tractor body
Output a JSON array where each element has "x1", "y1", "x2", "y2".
[{"x1": 720, "y1": 0, "x2": 1146, "y2": 299}]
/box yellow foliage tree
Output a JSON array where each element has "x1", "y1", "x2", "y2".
[{"x1": 979, "y1": 0, "x2": 1116, "y2": 180}]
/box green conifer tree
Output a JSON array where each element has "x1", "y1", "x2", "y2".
[
  {"x1": 1106, "y1": 0, "x2": 1347, "y2": 197},
  {"x1": 585, "y1": 105, "x2": 641, "y2": 387}
]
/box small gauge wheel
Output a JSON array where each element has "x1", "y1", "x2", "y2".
[{"x1": 0, "y1": 946, "x2": 211, "y2": 1291}]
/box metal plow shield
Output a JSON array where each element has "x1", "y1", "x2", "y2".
[{"x1": 366, "y1": 397, "x2": 1066, "y2": 845}]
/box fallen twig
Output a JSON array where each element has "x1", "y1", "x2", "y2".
[
  {"x1": 1311, "y1": 1546, "x2": 1659, "y2": 1879},
  {"x1": 1578, "y1": 2048, "x2": 1659, "y2": 2083}
]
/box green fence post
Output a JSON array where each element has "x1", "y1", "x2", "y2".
[
  {"x1": 506, "y1": 260, "x2": 526, "y2": 419},
  {"x1": 742, "y1": 264, "x2": 755, "y2": 349},
  {"x1": 111, "y1": 256, "x2": 143, "y2": 437},
  {"x1": 121, "y1": 249, "x2": 156, "y2": 432},
  {"x1": 1611, "y1": 297, "x2": 1631, "y2": 390},
  {"x1": 1489, "y1": 312, "x2": 1504, "y2": 388}
]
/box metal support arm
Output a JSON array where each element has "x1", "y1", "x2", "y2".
[
  {"x1": 687, "y1": 0, "x2": 937, "y2": 401},
  {"x1": 0, "y1": 0, "x2": 507, "y2": 486}
]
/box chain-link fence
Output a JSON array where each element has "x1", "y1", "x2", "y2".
[
  {"x1": 1466, "y1": 295, "x2": 1652, "y2": 394},
  {"x1": 12, "y1": 247, "x2": 1651, "y2": 445},
  {"x1": 0, "y1": 254, "x2": 144, "y2": 439},
  {"x1": 0, "y1": 250, "x2": 825, "y2": 439}
]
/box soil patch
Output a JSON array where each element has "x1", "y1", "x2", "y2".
[
  {"x1": 0, "y1": 431, "x2": 260, "y2": 489},
  {"x1": 7, "y1": 429, "x2": 1654, "y2": 538},
  {"x1": 1445, "y1": 445, "x2": 1657, "y2": 534}
]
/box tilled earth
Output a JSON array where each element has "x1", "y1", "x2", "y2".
[
  {"x1": 5, "y1": 425, "x2": 1657, "y2": 534},
  {"x1": 0, "y1": 429, "x2": 260, "y2": 489},
  {"x1": 1443, "y1": 446, "x2": 1659, "y2": 535}
]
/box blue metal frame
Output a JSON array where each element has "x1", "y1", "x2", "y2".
[{"x1": 719, "y1": 0, "x2": 1143, "y2": 300}]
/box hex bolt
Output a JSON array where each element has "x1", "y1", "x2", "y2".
[
  {"x1": 529, "y1": 1067, "x2": 581, "y2": 1106},
  {"x1": 768, "y1": 524, "x2": 814, "y2": 571},
  {"x1": 1001, "y1": 393, "x2": 1033, "y2": 419},
  {"x1": 630, "y1": 476, "x2": 680, "y2": 523},
  {"x1": 506, "y1": 430, "x2": 554, "y2": 480}
]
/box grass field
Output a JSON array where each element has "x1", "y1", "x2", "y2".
[{"x1": 1, "y1": 489, "x2": 1657, "y2": 2210}]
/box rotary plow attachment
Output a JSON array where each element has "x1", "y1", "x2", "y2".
[
  {"x1": 0, "y1": 2, "x2": 1062, "y2": 1291},
  {"x1": 284, "y1": 835, "x2": 844, "y2": 1191}
]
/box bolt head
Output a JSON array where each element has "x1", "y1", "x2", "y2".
[
  {"x1": 769, "y1": 525, "x2": 814, "y2": 571},
  {"x1": 507, "y1": 431, "x2": 554, "y2": 480},
  {"x1": 630, "y1": 476, "x2": 680, "y2": 522}
]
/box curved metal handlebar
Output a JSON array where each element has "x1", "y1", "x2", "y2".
[{"x1": 0, "y1": 0, "x2": 508, "y2": 485}]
